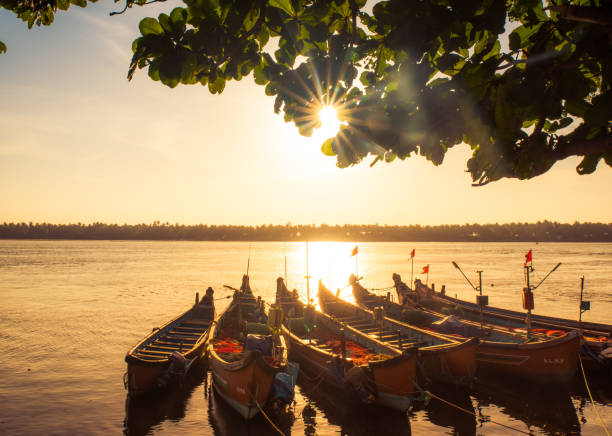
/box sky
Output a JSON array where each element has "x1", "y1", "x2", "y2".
[{"x1": 1, "y1": 3, "x2": 611, "y2": 226}]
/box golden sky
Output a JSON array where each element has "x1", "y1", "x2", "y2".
[{"x1": 1, "y1": 3, "x2": 611, "y2": 225}]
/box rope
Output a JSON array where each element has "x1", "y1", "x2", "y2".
[
  {"x1": 372, "y1": 372, "x2": 531, "y2": 435},
  {"x1": 369, "y1": 285, "x2": 395, "y2": 292},
  {"x1": 252, "y1": 396, "x2": 285, "y2": 436},
  {"x1": 579, "y1": 356, "x2": 611, "y2": 436},
  {"x1": 425, "y1": 391, "x2": 534, "y2": 435}
]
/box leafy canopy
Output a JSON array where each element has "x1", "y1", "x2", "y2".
[{"x1": 3, "y1": 0, "x2": 612, "y2": 185}]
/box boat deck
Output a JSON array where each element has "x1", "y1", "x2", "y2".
[{"x1": 132, "y1": 319, "x2": 212, "y2": 361}]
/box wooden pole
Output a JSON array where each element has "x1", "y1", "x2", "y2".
[
  {"x1": 579, "y1": 276, "x2": 585, "y2": 336},
  {"x1": 525, "y1": 265, "x2": 532, "y2": 340},
  {"x1": 410, "y1": 255, "x2": 414, "y2": 289},
  {"x1": 478, "y1": 270, "x2": 484, "y2": 331},
  {"x1": 305, "y1": 241, "x2": 311, "y2": 305}
]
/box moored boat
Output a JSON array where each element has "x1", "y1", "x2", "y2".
[
  {"x1": 207, "y1": 275, "x2": 296, "y2": 420},
  {"x1": 275, "y1": 277, "x2": 423, "y2": 412},
  {"x1": 318, "y1": 279, "x2": 478, "y2": 387},
  {"x1": 124, "y1": 288, "x2": 216, "y2": 397},
  {"x1": 397, "y1": 273, "x2": 610, "y2": 370},
  {"x1": 381, "y1": 275, "x2": 583, "y2": 383}
]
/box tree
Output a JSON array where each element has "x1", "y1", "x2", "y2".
[{"x1": 2, "y1": 0, "x2": 611, "y2": 185}]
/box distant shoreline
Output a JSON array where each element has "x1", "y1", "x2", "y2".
[{"x1": 1, "y1": 222, "x2": 611, "y2": 242}]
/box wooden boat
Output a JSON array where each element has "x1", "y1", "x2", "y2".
[
  {"x1": 317, "y1": 280, "x2": 478, "y2": 388},
  {"x1": 396, "y1": 274, "x2": 610, "y2": 370},
  {"x1": 380, "y1": 275, "x2": 582, "y2": 382},
  {"x1": 275, "y1": 277, "x2": 423, "y2": 412},
  {"x1": 124, "y1": 288, "x2": 216, "y2": 397},
  {"x1": 207, "y1": 275, "x2": 296, "y2": 420}
]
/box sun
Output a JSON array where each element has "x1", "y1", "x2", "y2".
[{"x1": 316, "y1": 105, "x2": 342, "y2": 139}]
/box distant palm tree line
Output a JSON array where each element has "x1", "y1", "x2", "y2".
[{"x1": 0, "y1": 221, "x2": 611, "y2": 242}]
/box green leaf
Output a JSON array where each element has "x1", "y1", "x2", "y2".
[
  {"x1": 269, "y1": 0, "x2": 295, "y2": 17},
  {"x1": 321, "y1": 137, "x2": 336, "y2": 156},
  {"x1": 508, "y1": 31, "x2": 521, "y2": 52},
  {"x1": 139, "y1": 18, "x2": 164, "y2": 36},
  {"x1": 576, "y1": 154, "x2": 602, "y2": 175},
  {"x1": 208, "y1": 75, "x2": 226, "y2": 94},
  {"x1": 253, "y1": 64, "x2": 268, "y2": 85},
  {"x1": 57, "y1": 0, "x2": 70, "y2": 11},
  {"x1": 170, "y1": 8, "x2": 187, "y2": 31}
]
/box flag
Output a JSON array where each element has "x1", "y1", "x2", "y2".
[
  {"x1": 524, "y1": 249, "x2": 532, "y2": 266},
  {"x1": 351, "y1": 245, "x2": 358, "y2": 257},
  {"x1": 421, "y1": 265, "x2": 429, "y2": 274},
  {"x1": 410, "y1": 248, "x2": 415, "y2": 258}
]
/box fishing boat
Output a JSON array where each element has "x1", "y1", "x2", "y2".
[
  {"x1": 385, "y1": 275, "x2": 583, "y2": 382},
  {"x1": 124, "y1": 288, "x2": 216, "y2": 397},
  {"x1": 318, "y1": 280, "x2": 478, "y2": 387},
  {"x1": 207, "y1": 275, "x2": 297, "y2": 420},
  {"x1": 275, "y1": 277, "x2": 423, "y2": 412}
]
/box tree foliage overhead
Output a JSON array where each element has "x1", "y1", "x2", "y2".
[{"x1": 3, "y1": 0, "x2": 612, "y2": 185}]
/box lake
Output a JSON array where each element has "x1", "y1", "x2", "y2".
[{"x1": 0, "y1": 240, "x2": 610, "y2": 435}]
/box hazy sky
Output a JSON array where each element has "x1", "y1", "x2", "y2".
[{"x1": 1, "y1": 3, "x2": 611, "y2": 225}]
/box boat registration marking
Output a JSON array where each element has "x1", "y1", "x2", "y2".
[
  {"x1": 543, "y1": 358, "x2": 565, "y2": 364},
  {"x1": 236, "y1": 387, "x2": 246, "y2": 394}
]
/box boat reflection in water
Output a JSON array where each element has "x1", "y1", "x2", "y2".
[
  {"x1": 422, "y1": 386, "x2": 476, "y2": 436},
  {"x1": 294, "y1": 376, "x2": 414, "y2": 436},
  {"x1": 471, "y1": 379, "x2": 581, "y2": 435},
  {"x1": 123, "y1": 362, "x2": 207, "y2": 436}
]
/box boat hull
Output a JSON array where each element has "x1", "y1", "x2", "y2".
[
  {"x1": 476, "y1": 331, "x2": 580, "y2": 383},
  {"x1": 283, "y1": 325, "x2": 420, "y2": 411},
  {"x1": 125, "y1": 300, "x2": 214, "y2": 397},
  {"x1": 209, "y1": 351, "x2": 278, "y2": 420}
]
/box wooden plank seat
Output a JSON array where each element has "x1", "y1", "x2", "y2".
[
  {"x1": 167, "y1": 331, "x2": 201, "y2": 338},
  {"x1": 135, "y1": 349, "x2": 173, "y2": 357},
  {"x1": 169, "y1": 327, "x2": 202, "y2": 338},
  {"x1": 152, "y1": 339, "x2": 192, "y2": 348},
  {"x1": 145, "y1": 344, "x2": 183, "y2": 352},
  {"x1": 349, "y1": 321, "x2": 377, "y2": 328},
  {"x1": 182, "y1": 319, "x2": 212, "y2": 327},
  {"x1": 157, "y1": 336, "x2": 197, "y2": 344},
  {"x1": 174, "y1": 326, "x2": 205, "y2": 333}
]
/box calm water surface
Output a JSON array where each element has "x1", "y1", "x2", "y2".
[{"x1": 0, "y1": 240, "x2": 610, "y2": 435}]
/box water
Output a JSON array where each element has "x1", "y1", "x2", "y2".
[{"x1": 0, "y1": 240, "x2": 610, "y2": 435}]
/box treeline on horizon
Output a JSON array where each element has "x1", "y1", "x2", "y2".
[{"x1": 0, "y1": 221, "x2": 611, "y2": 242}]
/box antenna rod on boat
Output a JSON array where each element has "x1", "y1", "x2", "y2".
[
  {"x1": 477, "y1": 270, "x2": 484, "y2": 331},
  {"x1": 579, "y1": 276, "x2": 585, "y2": 336},
  {"x1": 284, "y1": 241, "x2": 288, "y2": 288},
  {"x1": 305, "y1": 241, "x2": 311, "y2": 305},
  {"x1": 452, "y1": 261, "x2": 477, "y2": 291},
  {"x1": 246, "y1": 243, "x2": 252, "y2": 276},
  {"x1": 532, "y1": 262, "x2": 562, "y2": 290}
]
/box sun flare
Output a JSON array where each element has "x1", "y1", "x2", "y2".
[{"x1": 316, "y1": 105, "x2": 342, "y2": 139}]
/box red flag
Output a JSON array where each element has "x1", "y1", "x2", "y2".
[
  {"x1": 410, "y1": 248, "x2": 415, "y2": 258},
  {"x1": 421, "y1": 265, "x2": 429, "y2": 274},
  {"x1": 524, "y1": 249, "x2": 532, "y2": 266},
  {"x1": 351, "y1": 245, "x2": 358, "y2": 257}
]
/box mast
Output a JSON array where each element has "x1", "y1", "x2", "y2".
[{"x1": 305, "y1": 241, "x2": 311, "y2": 304}]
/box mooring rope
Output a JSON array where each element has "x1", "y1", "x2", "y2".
[
  {"x1": 368, "y1": 285, "x2": 395, "y2": 292},
  {"x1": 579, "y1": 355, "x2": 611, "y2": 436},
  {"x1": 252, "y1": 397, "x2": 285, "y2": 436},
  {"x1": 424, "y1": 390, "x2": 533, "y2": 435},
  {"x1": 372, "y1": 374, "x2": 532, "y2": 435}
]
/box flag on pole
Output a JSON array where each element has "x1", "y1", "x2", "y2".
[
  {"x1": 351, "y1": 245, "x2": 358, "y2": 257},
  {"x1": 524, "y1": 249, "x2": 532, "y2": 266},
  {"x1": 410, "y1": 248, "x2": 415, "y2": 258},
  {"x1": 421, "y1": 265, "x2": 429, "y2": 274}
]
